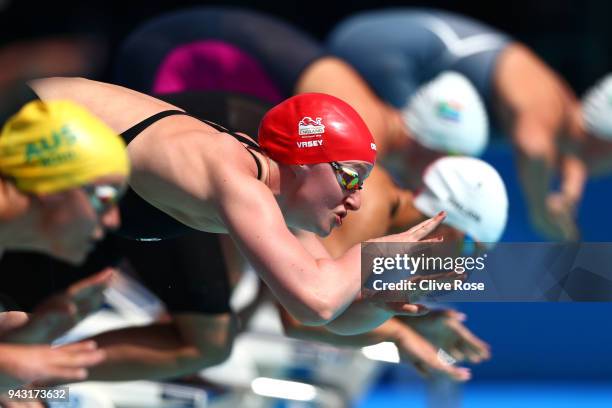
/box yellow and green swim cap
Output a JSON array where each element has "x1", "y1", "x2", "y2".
[{"x1": 0, "y1": 100, "x2": 129, "y2": 194}]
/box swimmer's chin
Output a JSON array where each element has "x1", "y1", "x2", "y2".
[
  {"x1": 287, "y1": 218, "x2": 334, "y2": 237},
  {"x1": 318, "y1": 221, "x2": 337, "y2": 237},
  {"x1": 298, "y1": 223, "x2": 333, "y2": 237},
  {"x1": 317, "y1": 227, "x2": 333, "y2": 238}
]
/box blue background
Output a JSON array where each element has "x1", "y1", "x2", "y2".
[
  {"x1": 359, "y1": 139, "x2": 612, "y2": 407},
  {"x1": 461, "y1": 139, "x2": 612, "y2": 380}
]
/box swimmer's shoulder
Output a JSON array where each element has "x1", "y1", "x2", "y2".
[
  {"x1": 129, "y1": 117, "x2": 259, "y2": 186},
  {"x1": 29, "y1": 77, "x2": 183, "y2": 132}
]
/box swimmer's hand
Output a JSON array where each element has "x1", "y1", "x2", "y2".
[
  {"x1": 529, "y1": 192, "x2": 579, "y2": 241},
  {"x1": 366, "y1": 211, "x2": 451, "y2": 316},
  {"x1": 0, "y1": 341, "x2": 106, "y2": 390},
  {"x1": 0, "y1": 395, "x2": 46, "y2": 408},
  {"x1": 398, "y1": 309, "x2": 490, "y2": 365},
  {"x1": 393, "y1": 322, "x2": 472, "y2": 382},
  {"x1": 542, "y1": 192, "x2": 580, "y2": 241},
  {"x1": 1, "y1": 269, "x2": 113, "y2": 344},
  {"x1": 370, "y1": 211, "x2": 447, "y2": 244}
]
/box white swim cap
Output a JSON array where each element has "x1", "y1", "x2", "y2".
[
  {"x1": 582, "y1": 73, "x2": 612, "y2": 140},
  {"x1": 402, "y1": 71, "x2": 489, "y2": 156},
  {"x1": 414, "y1": 156, "x2": 508, "y2": 245}
]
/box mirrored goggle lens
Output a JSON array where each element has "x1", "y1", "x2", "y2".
[
  {"x1": 338, "y1": 172, "x2": 361, "y2": 190},
  {"x1": 332, "y1": 163, "x2": 362, "y2": 191},
  {"x1": 84, "y1": 185, "x2": 121, "y2": 214}
]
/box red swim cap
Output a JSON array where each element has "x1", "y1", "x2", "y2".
[{"x1": 258, "y1": 93, "x2": 377, "y2": 165}]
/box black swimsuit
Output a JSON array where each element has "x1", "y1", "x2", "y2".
[{"x1": 117, "y1": 105, "x2": 263, "y2": 241}]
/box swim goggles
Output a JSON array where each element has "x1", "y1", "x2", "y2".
[
  {"x1": 82, "y1": 184, "x2": 123, "y2": 216},
  {"x1": 330, "y1": 161, "x2": 363, "y2": 191}
]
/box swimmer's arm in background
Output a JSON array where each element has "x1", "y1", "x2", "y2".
[
  {"x1": 496, "y1": 44, "x2": 581, "y2": 240},
  {"x1": 514, "y1": 114, "x2": 581, "y2": 240},
  {"x1": 513, "y1": 112, "x2": 569, "y2": 239},
  {"x1": 545, "y1": 153, "x2": 586, "y2": 240},
  {"x1": 2, "y1": 270, "x2": 112, "y2": 345},
  {"x1": 0, "y1": 312, "x2": 29, "y2": 335},
  {"x1": 278, "y1": 305, "x2": 473, "y2": 381},
  {"x1": 76, "y1": 313, "x2": 236, "y2": 382},
  {"x1": 0, "y1": 342, "x2": 105, "y2": 391},
  {"x1": 279, "y1": 303, "x2": 402, "y2": 346},
  {"x1": 560, "y1": 154, "x2": 587, "y2": 204},
  {"x1": 0, "y1": 271, "x2": 112, "y2": 388}
]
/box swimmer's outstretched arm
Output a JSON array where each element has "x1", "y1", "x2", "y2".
[
  {"x1": 279, "y1": 303, "x2": 403, "y2": 346},
  {"x1": 2, "y1": 270, "x2": 112, "y2": 344},
  {"x1": 301, "y1": 168, "x2": 433, "y2": 335},
  {"x1": 514, "y1": 112, "x2": 581, "y2": 240},
  {"x1": 214, "y1": 167, "x2": 445, "y2": 327},
  {"x1": 217, "y1": 174, "x2": 358, "y2": 325},
  {"x1": 297, "y1": 228, "x2": 434, "y2": 336},
  {"x1": 496, "y1": 44, "x2": 584, "y2": 240},
  {"x1": 0, "y1": 342, "x2": 105, "y2": 391},
  {"x1": 513, "y1": 113, "x2": 560, "y2": 231},
  {"x1": 278, "y1": 306, "x2": 476, "y2": 381},
  {"x1": 75, "y1": 314, "x2": 236, "y2": 382},
  {"x1": 0, "y1": 271, "x2": 111, "y2": 388},
  {"x1": 547, "y1": 154, "x2": 587, "y2": 239}
]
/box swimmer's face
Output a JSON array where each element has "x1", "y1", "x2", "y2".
[
  {"x1": 289, "y1": 161, "x2": 371, "y2": 236},
  {"x1": 36, "y1": 174, "x2": 127, "y2": 264}
]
